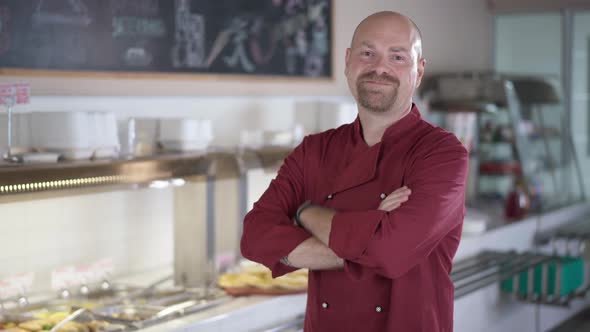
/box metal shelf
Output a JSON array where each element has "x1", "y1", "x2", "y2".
[
  {"x1": 238, "y1": 146, "x2": 294, "y2": 171},
  {"x1": 0, "y1": 147, "x2": 293, "y2": 201},
  {"x1": 454, "y1": 249, "x2": 590, "y2": 307},
  {"x1": 0, "y1": 152, "x2": 212, "y2": 199},
  {"x1": 453, "y1": 251, "x2": 552, "y2": 299}
]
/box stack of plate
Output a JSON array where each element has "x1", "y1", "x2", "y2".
[
  {"x1": 90, "y1": 112, "x2": 120, "y2": 159},
  {"x1": 158, "y1": 118, "x2": 212, "y2": 152},
  {"x1": 30, "y1": 111, "x2": 120, "y2": 160}
]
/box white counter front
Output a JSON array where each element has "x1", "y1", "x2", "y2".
[{"x1": 140, "y1": 294, "x2": 306, "y2": 332}]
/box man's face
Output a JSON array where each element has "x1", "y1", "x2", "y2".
[{"x1": 345, "y1": 15, "x2": 425, "y2": 114}]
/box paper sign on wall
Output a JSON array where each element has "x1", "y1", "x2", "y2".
[
  {"x1": 51, "y1": 266, "x2": 76, "y2": 291},
  {"x1": 0, "y1": 83, "x2": 30, "y2": 106},
  {"x1": 0, "y1": 272, "x2": 34, "y2": 299}
]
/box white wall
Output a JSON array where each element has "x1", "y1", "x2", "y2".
[
  {"x1": 0, "y1": 188, "x2": 174, "y2": 293},
  {"x1": 389, "y1": 0, "x2": 493, "y2": 73},
  {"x1": 494, "y1": 13, "x2": 562, "y2": 77}
]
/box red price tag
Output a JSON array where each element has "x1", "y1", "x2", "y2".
[
  {"x1": 14, "y1": 83, "x2": 30, "y2": 104},
  {"x1": 0, "y1": 85, "x2": 13, "y2": 96}
]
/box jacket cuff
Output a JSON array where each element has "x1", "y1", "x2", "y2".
[
  {"x1": 328, "y1": 210, "x2": 385, "y2": 260},
  {"x1": 269, "y1": 227, "x2": 312, "y2": 278}
]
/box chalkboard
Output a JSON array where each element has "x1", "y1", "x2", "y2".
[{"x1": 0, "y1": 0, "x2": 332, "y2": 78}]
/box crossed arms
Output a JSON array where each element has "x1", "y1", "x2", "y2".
[
  {"x1": 282, "y1": 186, "x2": 412, "y2": 270},
  {"x1": 240, "y1": 136, "x2": 468, "y2": 279}
]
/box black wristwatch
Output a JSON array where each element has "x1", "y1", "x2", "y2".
[{"x1": 294, "y1": 200, "x2": 313, "y2": 228}]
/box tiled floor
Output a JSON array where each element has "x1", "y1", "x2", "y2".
[{"x1": 550, "y1": 306, "x2": 590, "y2": 332}]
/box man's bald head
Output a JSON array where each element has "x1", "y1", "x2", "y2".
[
  {"x1": 344, "y1": 11, "x2": 427, "y2": 116},
  {"x1": 351, "y1": 11, "x2": 423, "y2": 58}
]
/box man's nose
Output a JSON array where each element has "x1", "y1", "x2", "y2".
[{"x1": 371, "y1": 55, "x2": 391, "y2": 76}]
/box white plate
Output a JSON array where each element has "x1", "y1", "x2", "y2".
[
  {"x1": 159, "y1": 140, "x2": 209, "y2": 152},
  {"x1": 20, "y1": 152, "x2": 60, "y2": 164},
  {"x1": 40, "y1": 148, "x2": 95, "y2": 161},
  {"x1": 93, "y1": 146, "x2": 120, "y2": 159},
  {"x1": 61, "y1": 149, "x2": 94, "y2": 160}
]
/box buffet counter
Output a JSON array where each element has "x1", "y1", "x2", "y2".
[
  {"x1": 134, "y1": 202, "x2": 590, "y2": 332},
  {"x1": 118, "y1": 268, "x2": 307, "y2": 332},
  {"x1": 139, "y1": 294, "x2": 306, "y2": 332}
]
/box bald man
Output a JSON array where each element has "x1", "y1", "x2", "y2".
[{"x1": 241, "y1": 11, "x2": 468, "y2": 331}]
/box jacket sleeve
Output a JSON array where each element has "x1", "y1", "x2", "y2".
[
  {"x1": 240, "y1": 140, "x2": 312, "y2": 278},
  {"x1": 328, "y1": 135, "x2": 468, "y2": 279}
]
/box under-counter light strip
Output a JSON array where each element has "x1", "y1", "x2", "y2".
[{"x1": 0, "y1": 175, "x2": 126, "y2": 194}]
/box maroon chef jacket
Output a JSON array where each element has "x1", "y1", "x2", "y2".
[{"x1": 241, "y1": 104, "x2": 469, "y2": 332}]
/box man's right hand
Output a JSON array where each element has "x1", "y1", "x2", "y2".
[{"x1": 378, "y1": 186, "x2": 412, "y2": 212}]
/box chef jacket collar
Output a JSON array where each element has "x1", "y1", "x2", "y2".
[
  {"x1": 328, "y1": 104, "x2": 421, "y2": 195},
  {"x1": 351, "y1": 103, "x2": 422, "y2": 148}
]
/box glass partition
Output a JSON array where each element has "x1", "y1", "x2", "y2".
[{"x1": 572, "y1": 12, "x2": 590, "y2": 200}]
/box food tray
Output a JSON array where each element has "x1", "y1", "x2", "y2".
[{"x1": 93, "y1": 304, "x2": 164, "y2": 322}]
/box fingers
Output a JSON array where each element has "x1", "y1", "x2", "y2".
[
  {"x1": 389, "y1": 186, "x2": 411, "y2": 198},
  {"x1": 382, "y1": 187, "x2": 411, "y2": 204},
  {"x1": 378, "y1": 203, "x2": 400, "y2": 212},
  {"x1": 378, "y1": 196, "x2": 409, "y2": 211},
  {"x1": 378, "y1": 186, "x2": 411, "y2": 212}
]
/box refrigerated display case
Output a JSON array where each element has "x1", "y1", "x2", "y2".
[{"x1": 420, "y1": 72, "x2": 585, "y2": 221}]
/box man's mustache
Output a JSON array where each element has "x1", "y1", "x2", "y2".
[{"x1": 358, "y1": 72, "x2": 399, "y2": 85}]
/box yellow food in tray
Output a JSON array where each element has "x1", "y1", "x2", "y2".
[
  {"x1": 218, "y1": 272, "x2": 260, "y2": 289},
  {"x1": 0, "y1": 322, "x2": 18, "y2": 329},
  {"x1": 218, "y1": 261, "x2": 308, "y2": 292},
  {"x1": 17, "y1": 320, "x2": 46, "y2": 331},
  {"x1": 12, "y1": 316, "x2": 106, "y2": 332},
  {"x1": 2, "y1": 328, "x2": 30, "y2": 332},
  {"x1": 271, "y1": 273, "x2": 308, "y2": 290},
  {"x1": 32, "y1": 312, "x2": 69, "y2": 324}
]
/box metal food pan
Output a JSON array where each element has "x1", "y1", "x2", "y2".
[{"x1": 94, "y1": 304, "x2": 164, "y2": 322}]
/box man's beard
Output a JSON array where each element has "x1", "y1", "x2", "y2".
[{"x1": 356, "y1": 72, "x2": 399, "y2": 113}]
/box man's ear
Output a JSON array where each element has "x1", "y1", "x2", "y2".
[
  {"x1": 415, "y1": 58, "x2": 427, "y2": 88},
  {"x1": 344, "y1": 48, "x2": 351, "y2": 76}
]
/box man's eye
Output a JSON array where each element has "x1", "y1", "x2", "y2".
[{"x1": 361, "y1": 51, "x2": 372, "y2": 57}]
